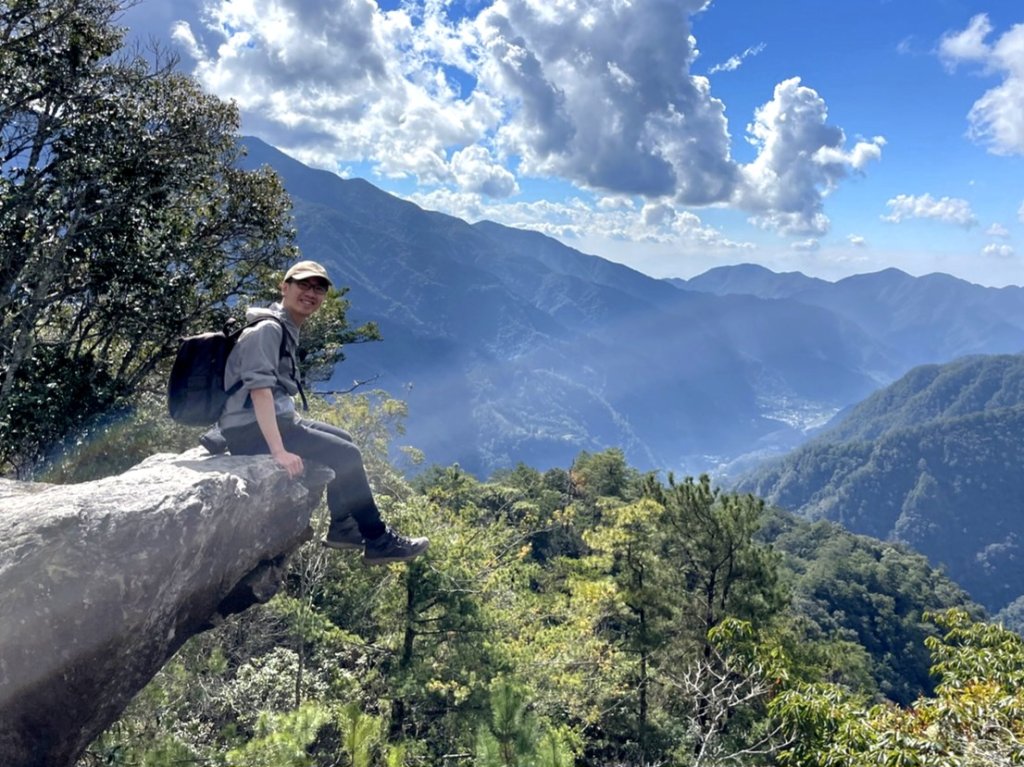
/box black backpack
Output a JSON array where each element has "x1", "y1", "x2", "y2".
[{"x1": 167, "y1": 317, "x2": 306, "y2": 426}]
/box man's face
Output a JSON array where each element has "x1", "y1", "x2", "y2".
[{"x1": 281, "y1": 278, "x2": 329, "y2": 321}]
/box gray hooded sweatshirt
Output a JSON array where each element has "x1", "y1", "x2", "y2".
[{"x1": 219, "y1": 303, "x2": 303, "y2": 430}]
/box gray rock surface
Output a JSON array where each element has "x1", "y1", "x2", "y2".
[{"x1": 0, "y1": 450, "x2": 334, "y2": 767}]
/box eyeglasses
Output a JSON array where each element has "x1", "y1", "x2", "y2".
[{"x1": 290, "y1": 279, "x2": 329, "y2": 295}]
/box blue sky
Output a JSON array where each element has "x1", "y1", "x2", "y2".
[{"x1": 123, "y1": 0, "x2": 1024, "y2": 286}]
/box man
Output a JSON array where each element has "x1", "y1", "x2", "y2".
[{"x1": 218, "y1": 260, "x2": 428, "y2": 564}]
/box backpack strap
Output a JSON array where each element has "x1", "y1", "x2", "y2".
[{"x1": 229, "y1": 317, "x2": 309, "y2": 412}]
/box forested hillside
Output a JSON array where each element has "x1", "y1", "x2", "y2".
[
  {"x1": 71, "y1": 393, "x2": 985, "y2": 766},
  {"x1": 737, "y1": 354, "x2": 1024, "y2": 614}
]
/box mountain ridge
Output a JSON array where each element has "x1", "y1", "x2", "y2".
[
  {"x1": 239, "y1": 137, "x2": 1024, "y2": 478},
  {"x1": 678, "y1": 264, "x2": 1024, "y2": 371}
]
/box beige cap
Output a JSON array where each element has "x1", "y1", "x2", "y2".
[{"x1": 284, "y1": 260, "x2": 332, "y2": 285}]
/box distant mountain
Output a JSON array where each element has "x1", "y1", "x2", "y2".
[
  {"x1": 668, "y1": 263, "x2": 829, "y2": 299},
  {"x1": 735, "y1": 354, "x2": 1024, "y2": 613},
  {"x1": 677, "y1": 264, "x2": 1024, "y2": 371},
  {"x1": 238, "y1": 138, "x2": 1024, "y2": 479}
]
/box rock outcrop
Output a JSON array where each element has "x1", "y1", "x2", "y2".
[{"x1": 0, "y1": 450, "x2": 334, "y2": 767}]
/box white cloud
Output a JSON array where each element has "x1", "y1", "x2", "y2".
[
  {"x1": 178, "y1": 0, "x2": 495, "y2": 186},
  {"x1": 882, "y1": 193, "x2": 978, "y2": 227},
  {"x1": 170, "y1": 20, "x2": 203, "y2": 59},
  {"x1": 451, "y1": 145, "x2": 519, "y2": 197},
  {"x1": 596, "y1": 195, "x2": 635, "y2": 212},
  {"x1": 476, "y1": 0, "x2": 737, "y2": 204},
  {"x1": 737, "y1": 78, "x2": 884, "y2": 235},
  {"x1": 939, "y1": 14, "x2": 993, "y2": 65},
  {"x1": 708, "y1": 43, "x2": 766, "y2": 74},
  {"x1": 791, "y1": 238, "x2": 820, "y2": 251},
  {"x1": 170, "y1": 0, "x2": 880, "y2": 248},
  {"x1": 406, "y1": 189, "x2": 754, "y2": 252},
  {"x1": 847, "y1": 234, "x2": 867, "y2": 247},
  {"x1": 642, "y1": 202, "x2": 676, "y2": 228},
  {"x1": 748, "y1": 210, "x2": 831, "y2": 237},
  {"x1": 983, "y1": 243, "x2": 1014, "y2": 258},
  {"x1": 986, "y1": 223, "x2": 1010, "y2": 238},
  {"x1": 940, "y1": 15, "x2": 1024, "y2": 155}
]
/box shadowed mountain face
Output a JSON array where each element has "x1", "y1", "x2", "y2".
[{"x1": 239, "y1": 139, "x2": 1023, "y2": 477}]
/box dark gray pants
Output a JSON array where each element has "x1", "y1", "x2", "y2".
[{"x1": 222, "y1": 417, "x2": 386, "y2": 539}]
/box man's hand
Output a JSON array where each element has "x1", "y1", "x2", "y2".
[{"x1": 272, "y1": 449, "x2": 304, "y2": 478}]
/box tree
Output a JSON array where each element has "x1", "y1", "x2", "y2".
[
  {"x1": 581, "y1": 497, "x2": 675, "y2": 762},
  {"x1": 646, "y1": 475, "x2": 787, "y2": 762},
  {"x1": 475, "y1": 680, "x2": 575, "y2": 767},
  {"x1": 664, "y1": 618, "x2": 788, "y2": 766},
  {"x1": 1, "y1": 0, "x2": 299, "y2": 474},
  {"x1": 651, "y1": 475, "x2": 785, "y2": 655},
  {"x1": 570, "y1": 448, "x2": 637, "y2": 501},
  {"x1": 225, "y1": 703, "x2": 332, "y2": 767},
  {"x1": 475, "y1": 680, "x2": 539, "y2": 767},
  {"x1": 771, "y1": 609, "x2": 1024, "y2": 766}
]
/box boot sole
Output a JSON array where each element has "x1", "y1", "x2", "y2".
[
  {"x1": 322, "y1": 538, "x2": 364, "y2": 551},
  {"x1": 362, "y1": 541, "x2": 430, "y2": 565}
]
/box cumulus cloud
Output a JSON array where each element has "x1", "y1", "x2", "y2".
[
  {"x1": 708, "y1": 43, "x2": 766, "y2": 74},
  {"x1": 940, "y1": 14, "x2": 1024, "y2": 155},
  {"x1": 983, "y1": 243, "x2": 1014, "y2": 258},
  {"x1": 882, "y1": 194, "x2": 978, "y2": 227},
  {"x1": 476, "y1": 0, "x2": 738, "y2": 204},
  {"x1": 170, "y1": 20, "x2": 203, "y2": 59},
  {"x1": 168, "y1": 0, "x2": 880, "y2": 249},
  {"x1": 986, "y1": 223, "x2": 1010, "y2": 237},
  {"x1": 642, "y1": 202, "x2": 677, "y2": 228},
  {"x1": 737, "y1": 78, "x2": 884, "y2": 235},
  {"x1": 451, "y1": 145, "x2": 519, "y2": 197},
  {"x1": 177, "y1": 0, "x2": 494, "y2": 185},
  {"x1": 847, "y1": 234, "x2": 866, "y2": 247}
]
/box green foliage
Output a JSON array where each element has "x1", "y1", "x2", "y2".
[
  {"x1": 74, "y1": 395, "x2": 983, "y2": 767},
  {"x1": 36, "y1": 390, "x2": 207, "y2": 483},
  {"x1": 570, "y1": 448, "x2": 638, "y2": 500},
  {"x1": 475, "y1": 680, "x2": 538, "y2": 767},
  {"x1": 0, "y1": 343, "x2": 123, "y2": 477},
  {"x1": 226, "y1": 703, "x2": 332, "y2": 767},
  {"x1": 339, "y1": 702, "x2": 382, "y2": 767},
  {"x1": 771, "y1": 610, "x2": 1024, "y2": 767},
  {"x1": 655, "y1": 474, "x2": 787, "y2": 641},
  {"x1": 926, "y1": 608, "x2": 1024, "y2": 692},
  {"x1": 1, "y1": 0, "x2": 300, "y2": 475},
  {"x1": 475, "y1": 680, "x2": 576, "y2": 767},
  {"x1": 770, "y1": 513, "x2": 979, "y2": 704}
]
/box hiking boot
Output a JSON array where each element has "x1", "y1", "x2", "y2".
[
  {"x1": 362, "y1": 527, "x2": 429, "y2": 565},
  {"x1": 323, "y1": 517, "x2": 364, "y2": 551}
]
